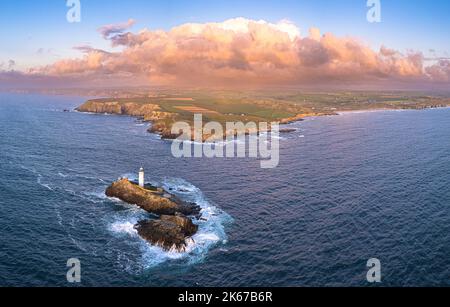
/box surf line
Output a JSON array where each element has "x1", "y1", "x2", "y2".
[{"x1": 171, "y1": 114, "x2": 280, "y2": 169}]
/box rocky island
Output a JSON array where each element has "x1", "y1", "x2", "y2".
[{"x1": 106, "y1": 178, "x2": 201, "y2": 252}]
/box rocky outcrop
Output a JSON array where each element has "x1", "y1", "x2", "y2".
[
  {"x1": 279, "y1": 113, "x2": 318, "y2": 124},
  {"x1": 148, "y1": 122, "x2": 181, "y2": 140},
  {"x1": 76, "y1": 99, "x2": 319, "y2": 142},
  {"x1": 279, "y1": 128, "x2": 297, "y2": 133},
  {"x1": 77, "y1": 100, "x2": 179, "y2": 140},
  {"x1": 135, "y1": 215, "x2": 198, "y2": 252},
  {"x1": 76, "y1": 101, "x2": 123, "y2": 114},
  {"x1": 76, "y1": 100, "x2": 163, "y2": 117},
  {"x1": 106, "y1": 179, "x2": 200, "y2": 217},
  {"x1": 105, "y1": 179, "x2": 201, "y2": 252}
]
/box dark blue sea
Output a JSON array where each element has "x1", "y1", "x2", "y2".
[{"x1": 2, "y1": 93, "x2": 450, "y2": 287}]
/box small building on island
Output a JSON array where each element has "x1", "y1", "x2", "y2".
[{"x1": 139, "y1": 167, "x2": 145, "y2": 188}]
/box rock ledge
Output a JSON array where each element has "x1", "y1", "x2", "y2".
[{"x1": 106, "y1": 178, "x2": 201, "y2": 251}]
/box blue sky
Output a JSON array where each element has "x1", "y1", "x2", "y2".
[{"x1": 1, "y1": 0, "x2": 449, "y2": 70}]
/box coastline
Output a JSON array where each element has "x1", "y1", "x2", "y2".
[
  {"x1": 336, "y1": 105, "x2": 450, "y2": 116},
  {"x1": 75, "y1": 100, "x2": 450, "y2": 141},
  {"x1": 4, "y1": 92, "x2": 450, "y2": 285}
]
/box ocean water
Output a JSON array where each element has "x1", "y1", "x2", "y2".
[{"x1": 2, "y1": 93, "x2": 450, "y2": 287}]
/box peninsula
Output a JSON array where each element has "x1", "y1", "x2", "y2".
[{"x1": 76, "y1": 90, "x2": 450, "y2": 141}]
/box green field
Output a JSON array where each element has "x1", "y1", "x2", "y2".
[{"x1": 85, "y1": 90, "x2": 450, "y2": 126}]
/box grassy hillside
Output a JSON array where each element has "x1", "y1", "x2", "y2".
[{"x1": 78, "y1": 90, "x2": 450, "y2": 140}]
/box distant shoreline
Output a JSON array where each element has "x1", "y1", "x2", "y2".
[
  {"x1": 336, "y1": 105, "x2": 450, "y2": 115},
  {"x1": 73, "y1": 91, "x2": 450, "y2": 141}
]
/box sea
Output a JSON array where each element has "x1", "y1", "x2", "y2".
[{"x1": 1, "y1": 93, "x2": 450, "y2": 287}]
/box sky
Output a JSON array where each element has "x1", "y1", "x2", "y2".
[{"x1": 1, "y1": 0, "x2": 450, "y2": 89}]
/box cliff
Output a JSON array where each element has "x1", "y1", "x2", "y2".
[
  {"x1": 76, "y1": 100, "x2": 178, "y2": 139},
  {"x1": 75, "y1": 99, "x2": 308, "y2": 142},
  {"x1": 76, "y1": 93, "x2": 450, "y2": 143}
]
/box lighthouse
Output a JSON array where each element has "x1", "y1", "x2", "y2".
[{"x1": 139, "y1": 167, "x2": 145, "y2": 188}]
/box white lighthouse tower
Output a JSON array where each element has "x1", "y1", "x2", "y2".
[{"x1": 139, "y1": 167, "x2": 145, "y2": 188}]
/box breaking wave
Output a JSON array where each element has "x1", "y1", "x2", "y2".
[
  {"x1": 20, "y1": 163, "x2": 232, "y2": 271},
  {"x1": 109, "y1": 177, "x2": 233, "y2": 270}
]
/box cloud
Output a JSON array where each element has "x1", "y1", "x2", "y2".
[
  {"x1": 0, "y1": 59, "x2": 16, "y2": 72},
  {"x1": 98, "y1": 19, "x2": 136, "y2": 39},
  {"x1": 3, "y1": 18, "x2": 450, "y2": 89},
  {"x1": 8, "y1": 60, "x2": 16, "y2": 70},
  {"x1": 36, "y1": 48, "x2": 59, "y2": 57},
  {"x1": 425, "y1": 59, "x2": 450, "y2": 82}
]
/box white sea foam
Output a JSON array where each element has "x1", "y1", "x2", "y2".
[
  {"x1": 37, "y1": 175, "x2": 54, "y2": 191},
  {"x1": 257, "y1": 132, "x2": 286, "y2": 142},
  {"x1": 108, "y1": 177, "x2": 232, "y2": 269},
  {"x1": 110, "y1": 221, "x2": 138, "y2": 235},
  {"x1": 75, "y1": 174, "x2": 106, "y2": 183},
  {"x1": 183, "y1": 136, "x2": 264, "y2": 147},
  {"x1": 21, "y1": 165, "x2": 61, "y2": 192},
  {"x1": 336, "y1": 109, "x2": 410, "y2": 116},
  {"x1": 120, "y1": 173, "x2": 138, "y2": 182},
  {"x1": 83, "y1": 190, "x2": 108, "y2": 200},
  {"x1": 41, "y1": 183, "x2": 53, "y2": 191},
  {"x1": 54, "y1": 203, "x2": 64, "y2": 227}
]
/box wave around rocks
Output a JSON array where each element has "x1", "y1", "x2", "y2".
[{"x1": 109, "y1": 177, "x2": 233, "y2": 269}]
